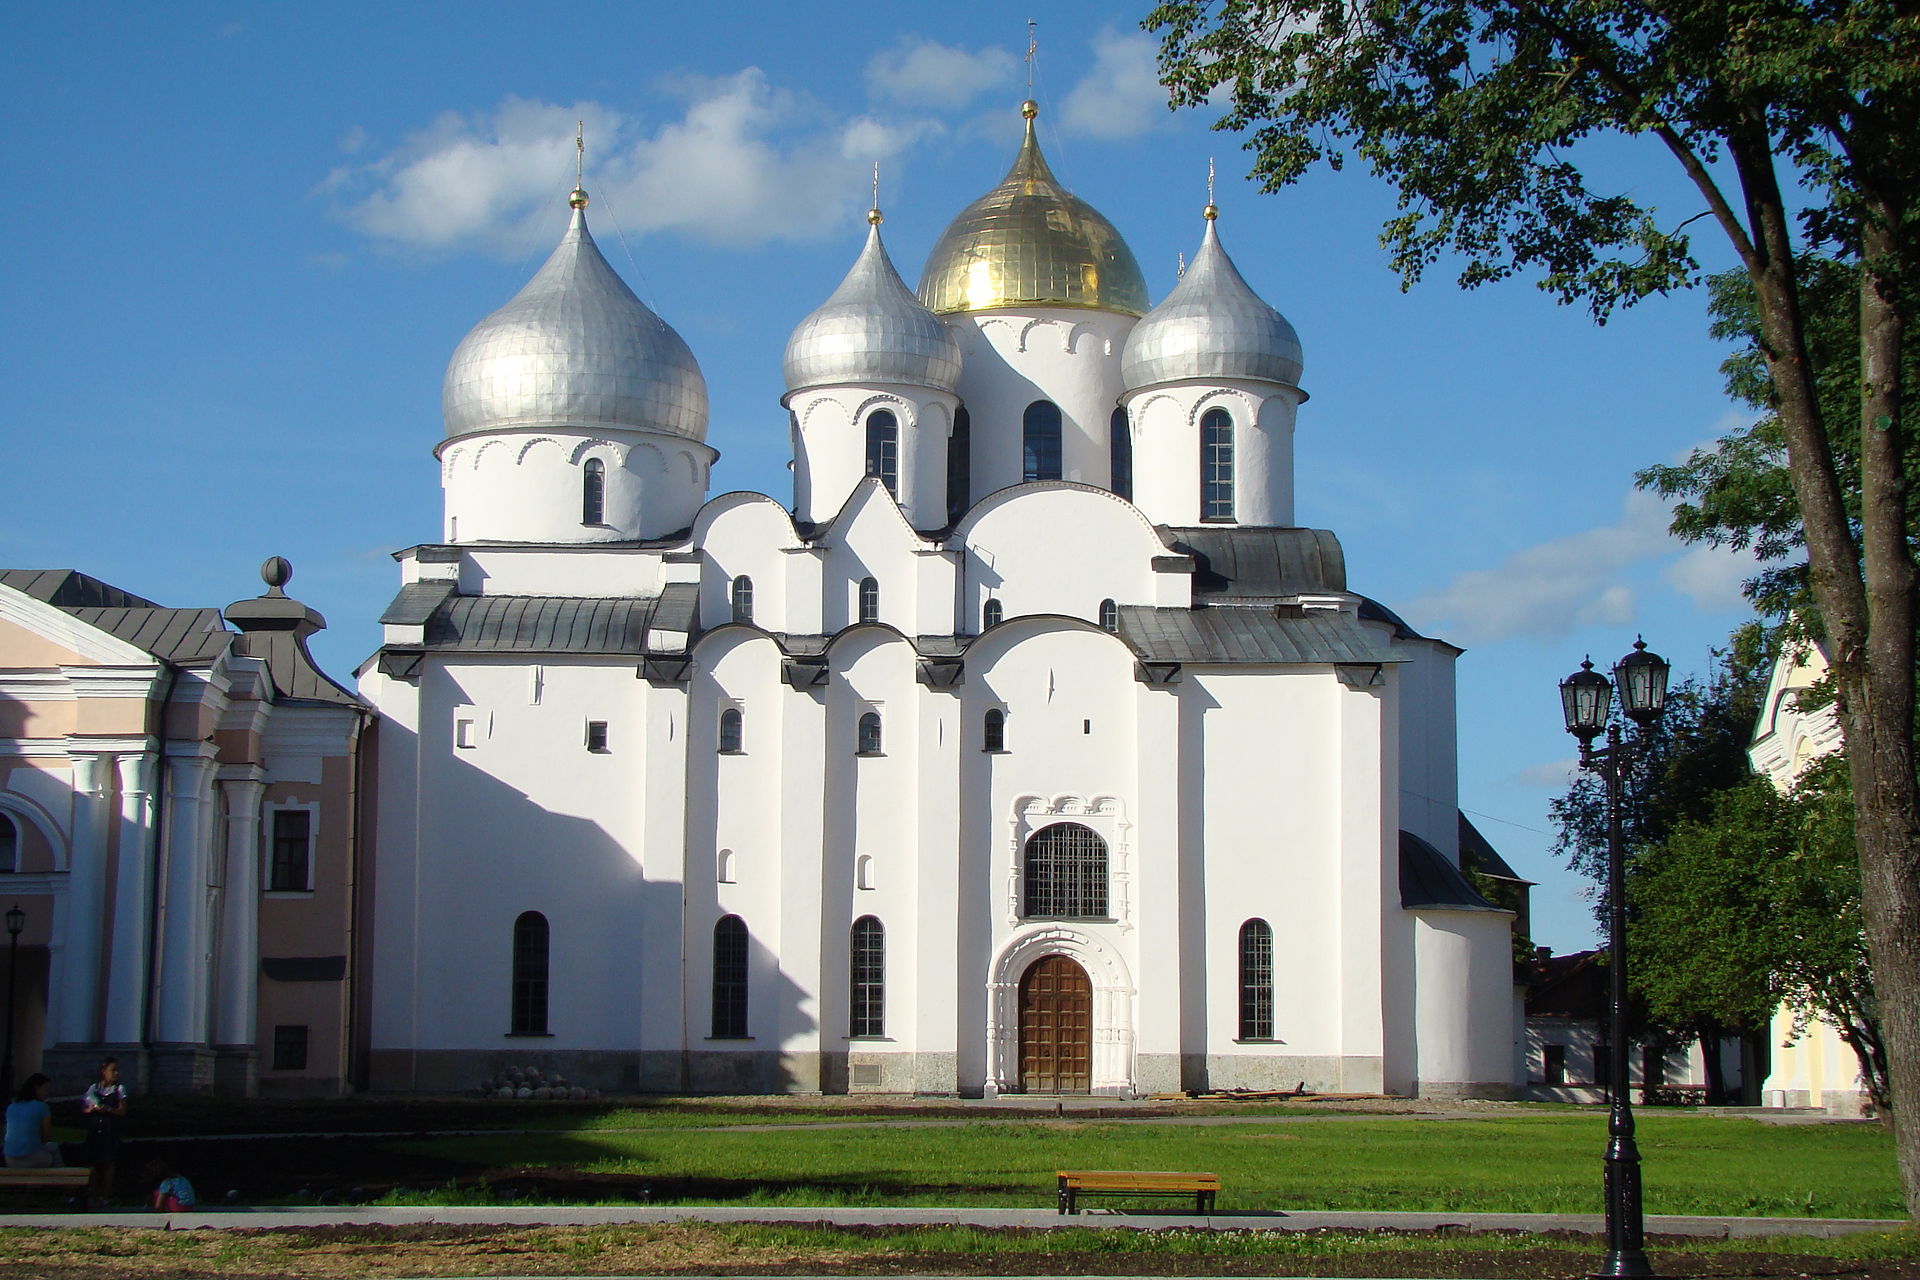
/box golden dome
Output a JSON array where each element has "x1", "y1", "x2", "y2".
[{"x1": 916, "y1": 105, "x2": 1149, "y2": 318}]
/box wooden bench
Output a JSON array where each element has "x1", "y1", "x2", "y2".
[
  {"x1": 0, "y1": 1166, "x2": 90, "y2": 1205},
  {"x1": 1056, "y1": 1169, "x2": 1220, "y2": 1215}
]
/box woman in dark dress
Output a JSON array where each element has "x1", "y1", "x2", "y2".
[{"x1": 81, "y1": 1057, "x2": 128, "y2": 1208}]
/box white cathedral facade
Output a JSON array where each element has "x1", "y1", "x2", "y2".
[{"x1": 355, "y1": 102, "x2": 1519, "y2": 1099}]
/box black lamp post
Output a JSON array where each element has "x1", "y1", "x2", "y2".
[
  {"x1": 1560, "y1": 639, "x2": 1669, "y2": 1280},
  {"x1": 2, "y1": 902, "x2": 23, "y2": 1096}
]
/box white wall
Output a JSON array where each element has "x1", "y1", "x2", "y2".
[
  {"x1": 441, "y1": 428, "x2": 714, "y2": 543},
  {"x1": 1123, "y1": 380, "x2": 1301, "y2": 527}
]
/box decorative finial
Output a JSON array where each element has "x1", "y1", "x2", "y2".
[
  {"x1": 260, "y1": 556, "x2": 292, "y2": 596},
  {"x1": 1026, "y1": 18, "x2": 1037, "y2": 93},
  {"x1": 1021, "y1": 99, "x2": 1038, "y2": 120},
  {"x1": 569, "y1": 120, "x2": 589, "y2": 209},
  {"x1": 1203, "y1": 157, "x2": 1218, "y2": 220},
  {"x1": 868, "y1": 162, "x2": 882, "y2": 225}
]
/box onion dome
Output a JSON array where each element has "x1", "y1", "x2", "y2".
[
  {"x1": 917, "y1": 101, "x2": 1148, "y2": 318},
  {"x1": 442, "y1": 192, "x2": 708, "y2": 442},
  {"x1": 1121, "y1": 208, "x2": 1303, "y2": 392},
  {"x1": 783, "y1": 210, "x2": 962, "y2": 397}
]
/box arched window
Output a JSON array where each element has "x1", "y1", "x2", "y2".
[
  {"x1": 1109, "y1": 407, "x2": 1133, "y2": 501},
  {"x1": 712, "y1": 914, "x2": 749, "y2": 1038},
  {"x1": 718, "y1": 708, "x2": 744, "y2": 753},
  {"x1": 858, "y1": 576, "x2": 880, "y2": 624},
  {"x1": 510, "y1": 911, "x2": 549, "y2": 1036},
  {"x1": 1099, "y1": 599, "x2": 1119, "y2": 632},
  {"x1": 0, "y1": 813, "x2": 15, "y2": 873},
  {"x1": 982, "y1": 597, "x2": 1003, "y2": 630},
  {"x1": 865, "y1": 410, "x2": 899, "y2": 496},
  {"x1": 581, "y1": 458, "x2": 605, "y2": 525},
  {"x1": 1239, "y1": 918, "x2": 1275, "y2": 1040},
  {"x1": 850, "y1": 915, "x2": 885, "y2": 1037},
  {"x1": 1023, "y1": 400, "x2": 1062, "y2": 482},
  {"x1": 947, "y1": 405, "x2": 972, "y2": 525},
  {"x1": 983, "y1": 708, "x2": 1006, "y2": 752},
  {"x1": 1201, "y1": 408, "x2": 1235, "y2": 521},
  {"x1": 730, "y1": 575, "x2": 754, "y2": 624},
  {"x1": 1022, "y1": 822, "x2": 1108, "y2": 918},
  {"x1": 857, "y1": 711, "x2": 883, "y2": 756}
]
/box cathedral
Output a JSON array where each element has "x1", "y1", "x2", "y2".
[{"x1": 0, "y1": 101, "x2": 1520, "y2": 1099}]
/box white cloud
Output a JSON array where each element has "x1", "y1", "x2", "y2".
[
  {"x1": 1060, "y1": 29, "x2": 1174, "y2": 140},
  {"x1": 1513, "y1": 759, "x2": 1578, "y2": 789},
  {"x1": 866, "y1": 39, "x2": 1015, "y2": 108},
  {"x1": 1407, "y1": 490, "x2": 1675, "y2": 645},
  {"x1": 328, "y1": 77, "x2": 927, "y2": 255},
  {"x1": 1664, "y1": 542, "x2": 1758, "y2": 611}
]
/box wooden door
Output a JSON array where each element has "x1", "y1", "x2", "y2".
[{"x1": 1018, "y1": 955, "x2": 1092, "y2": 1093}]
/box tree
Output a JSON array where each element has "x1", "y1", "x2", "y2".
[{"x1": 1149, "y1": 0, "x2": 1920, "y2": 1215}]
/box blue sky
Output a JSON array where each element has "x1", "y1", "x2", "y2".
[{"x1": 2, "y1": 1, "x2": 1769, "y2": 952}]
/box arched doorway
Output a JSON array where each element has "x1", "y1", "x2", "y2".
[{"x1": 1017, "y1": 954, "x2": 1091, "y2": 1093}]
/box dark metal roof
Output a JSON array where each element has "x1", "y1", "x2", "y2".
[
  {"x1": 425, "y1": 595, "x2": 661, "y2": 654},
  {"x1": 1117, "y1": 605, "x2": 1398, "y2": 665},
  {"x1": 1399, "y1": 829, "x2": 1504, "y2": 912},
  {"x1": 1161, "y1": 527, "x2": 1347, "y2": 598},
  {"x1": 1, "y1": 569, "x2": 233, "y2": 663},
  {"x1": 1459, "y1": 812, "x2": 1531, "y2": 884},
  {"x1": 652, "y1": 582, "x2": 698, "y2": 633},
  {"x1": 0, "y1": 569, "x2": 163, "y2": 610},
  {"x1": 379, "y1": 580, "x2": 457, "y2": 626}
]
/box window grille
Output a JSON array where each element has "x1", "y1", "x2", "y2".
[
  {"x1": 1201, "y1": 408, "x2": 1235, "y2": 521},
  {"x1": 1238, "y1": 918, "x2": 1275, "y2": 1039},
  {"x1": 1021, "y1": 822, "x2": 1109, "y2": 918},
  {"x1": 865, "y1": 411, "x2": 899, "y2": 496},
  {"x1": 850, "y1": 915, "x2": 885, "y2": 1037},
  {"x1": 511, "y1": 911, "x2": 549, "y2": 1035},
  {"x1": 983, "y1": 708, "x2": 1006, "y2": 752},
  {"x1": 269, "y1": 809, "x2": 311, "y2": 892},
  {"x1": 858, "y1": 577, "x2": 879, "y2": 624},
  {"x1": 982, "y1": 597, "x2": 1003, "y2": 630},
  {"x1": 271, "y1": 1024, "x2": 309, "y2": 1071},
  {"x1": 712, "y1": 915, "x2": 749, "y2": 1037},
  {"x1": 1109, "y1": 407, "x2": 1132, "y2": 501},
  {"x1": 857, "y1": 711, "x2": 883, "y2": 755},
  {"x1": 731, "y1": 575, "x2": 754, "y2": 624},
  {"x1": 947, "y1": 405, "x2": 971, "y2": 525},
  {"x1": 1023, "y1": 400, "x2": 1062, "y2": 482},
  {"x1": 0, "y1": 813, "x2": 17, "y2": 873},
  {"x1": 1099, "y1": 599, "x2": 1119, "y2": 632},
  {"x1": 581, "y1": 457, "x2": 605, "y2": 524},
  {"x1": 718, "y1": 708, "x2": 743, "y2": 753}
]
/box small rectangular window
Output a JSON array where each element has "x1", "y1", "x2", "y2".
[
  {"x1": 455, "y1": 717, "x2": 477, "y2": 749},
  {"x1": 268, "y1": 809, "x2": 312, "y2": 892},
  {"x1": 585, "y1": 721, "x2": 610, "y2": 753},
  {"x1": 272, "y1": 1024, "x2": 309, "y2": 1071},
  {"x1": 1544, "y1": 1044, "x2": 1567, "y2": 1085}
]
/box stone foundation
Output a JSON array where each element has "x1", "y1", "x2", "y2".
[{"x1": 147, "y1": 1044, "x2": 216, "y2": 1096}]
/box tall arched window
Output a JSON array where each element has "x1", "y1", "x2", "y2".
[
  {"x1": 983, "y1": 708, "x2": 1006, "y2": 752},
  {"x1": 850, "y1": 915, "x2": 885, "y2": 1037},
  {"x1": 1023, "y1": 400, "x2": 1062, "y2": 482},
  {"x1": 0, "y1": 813, "x2": 16, "y2": 873},
  {"x1": 730, "y1": 575, "x2": 754, "y2": 624},
  {"x1": 1022, "y1": 822, "x2": 1109, "y2": 918},
  {"x1": 858, "y1": 576, "x2": 880, "y2": 624},
  {"x1": 1099, "y1": 599, "x2": 1119, "y2": 632},
  {"x1": 718, "y1": 707, "x2": 744, "y2": 753},
  {"x1": 947, "y1": 405, "x2": 972, "y2": 525},
  {"x1": 1239, "y1": 918, "x2": 1275, "y2": 1040},
  {"x1": 857, "y1": 711, "x2": 884, "y2": 756},
  {"x1": 1109, "y1": 407, "x2": 1133, "y2": 501},
  {"x1": 712, "y1": 914, "x2": 749, "y2": 1038},
  {"x1": 865, "y1": 410, "x2": 899, "y2": 496},
  {"x1": 1201, "y1": 408, "x2": 1235, "y2": 521},
  {"x1": 510, "y1": 911, "x2": 549, "y2": 1036},
  {"x1": 982, "y1": 597, "x2": 1003, "y2": 630},
  {"x1": 581, "y1": 458, "x2": 605, "y2": 525}
]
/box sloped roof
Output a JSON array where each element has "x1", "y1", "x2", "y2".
[
  {"x1": 2, "y1": 569, "x2": 232, "y2": 664},
  {"x1": 1161, "y1": 527, "x2": 1347, "y2": 598},
  {"x1": 1117, "y1": 605, "x2": 1398, "y2": 665},
  {"x1": 1399, "y1": 829, "x2": 1504, "y2": 912},
  {"x1": 1460, "y1": 812, "x2": 1531, "y2": 884}
]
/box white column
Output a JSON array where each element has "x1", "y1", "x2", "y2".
[
  {"x1": 153, "y1": 746, "x2": 219, "y2": 1045},
  {"x1": 102, "y1": 753, "x2": 158, "y2": 1044},
  {"x1": 52, "y1": 752, "x2": 115, "y2": 1045},
  {"x1": 213, "y1": 770, "x2": 266, "y2": 1047}
]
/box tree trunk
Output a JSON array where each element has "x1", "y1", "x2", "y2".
[{"x1": 1697, "y1": 1024, "x2": 1728, "y2": 1105}]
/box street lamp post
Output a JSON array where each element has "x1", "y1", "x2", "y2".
[
  {"x1": 2, "y1": 902, "x2": 23, "y2": 1096},
  {"x1": 1560, "y1": 639, "x2": 1669, "y2": 1280}
]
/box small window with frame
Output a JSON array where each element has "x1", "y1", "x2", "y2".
[
  {"x1": 272, "y1": 1024, "x2": 309, "y2": 1071},
  {"x1": 268, "y1": 808, "x2": 313, "y2": 893},
  {"x1": 585, "y1": 721, "x2": 610, "y2": 753}
]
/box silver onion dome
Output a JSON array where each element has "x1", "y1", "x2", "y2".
[
  {"x1": 442, "y1": 199, "x2": 709, "y2": 442},
  {"x1": 1120, "y1": 214, "x2": 1303, "y2": 392},
  {"x1": 783, "y1": 215, "x2": 963, "y2": 397}
]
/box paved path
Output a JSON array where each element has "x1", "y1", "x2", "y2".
[{"x1": 0, "y1": 1204, "x2": 1904, "y2": 1238}]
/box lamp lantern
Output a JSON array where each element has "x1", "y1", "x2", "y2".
[
  {"x1": 1614, "y1": 638, "x2": 1670, "y2": 725},
  {"x1": 1559, "y1": 658, "x2": 1612, "y2": 742}
]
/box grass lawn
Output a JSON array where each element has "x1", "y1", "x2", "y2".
[{"x1": 360, "y1": 1111, "x2": 1902, "y2": 1218}]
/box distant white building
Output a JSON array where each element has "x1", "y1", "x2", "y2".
[{"x1": 355, "y1": 102, "x2": 1519, "y2": 1099}]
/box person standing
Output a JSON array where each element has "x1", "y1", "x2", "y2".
[
  {"x1": 3, "y1": 1074, "x2": 61, "y2": 1168},
  {"x1": 81, "y1": 1057, "x2": 127, "y2": 1207}
]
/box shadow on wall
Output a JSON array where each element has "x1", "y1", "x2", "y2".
[{"x1": 365, "y1": 711, "x2": 811, "y2": 1096}]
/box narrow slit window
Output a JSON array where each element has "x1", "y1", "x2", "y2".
[
  {"x1": 850, "y1": 916, "x2": 885, "y2": 1038},
  {"x1": 1023, "y1": 400, "x2": 1062, "y2": 482},
  {"x1": 511, "y1": 911, "x2": 550, "y2": 1036},
  {"x1": 718, "y1": 708, "x2": 744, "y2": 753},
  {"x1": 857, "y1": 711, "x2": 883, "y2": 756},
  {"x1": 982, "y1": 597, "x2": 1003, "y2": 630},
  {"x1": 983, "y1": 708, "x2": 1006, "y2": 752},
  {"x1": 858, "y1": 576, "x2": 880, "y2": 624},
  {"x1": 1201, "y1": 408, "x2": 1235, "y2": 522},
  {"x1": 1238, "y1": 918, "x2": 1275, "y2": 1040},
  {"x1": 1109, "y1": 407, "x2": 1133, "y2": 501},
  {"x1": 864, "y1": 410, "x2": 899, "y2": 496},
  {"x1": 712, "y1": 915, "x2": 749, "y2": 1038},
  {"x1": 1099, "y1": 599, "x2": 1119, "y2": 632},
  {"x1": 581, "y1": 457, "x2": 605, "y2": 524},
  {"x1": 731, "y1": 575, "x2": 754, "y2": 624},
  {"x1": 947, "y1": 405, "x2": 971, "y2": 525}
]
